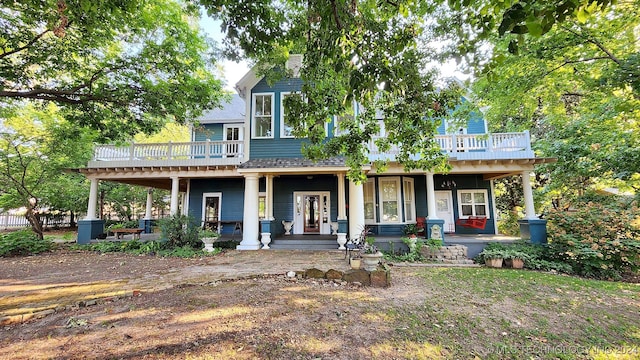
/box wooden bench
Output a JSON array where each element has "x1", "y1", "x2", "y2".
[
  {"x1": 455, "y1": 216, "x2": 487, "y2": 230},
  {"x1": 112, "y1": 228, "x2": 145, "y2": 240}
]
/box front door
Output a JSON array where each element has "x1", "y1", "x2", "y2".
[
  {"x1": 435, "y1": 191, "x2": 455, "y2": 233},
  {"x1": 294, "y1": 192, "x2": 331, "y2": 235},
  {"x1": 224, "y1": 124, "x2": 243, "y2": 157},
  {"x1": 303, "y1": 195, "x2": 320, "y2": 233}
]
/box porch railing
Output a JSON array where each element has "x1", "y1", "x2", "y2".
[
  {"x1": 90, "y1": 140, "x2": 244, "y2": 167},
  {"x1": 369, "y1": 131, "x2": 534, "y2": 160}
]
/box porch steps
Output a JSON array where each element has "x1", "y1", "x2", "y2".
[{"x1": 269, "y1": 238, "x2": 339, "y2": 250}]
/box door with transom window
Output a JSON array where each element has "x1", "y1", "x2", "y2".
[
  {"x1": 223, "y1": 124, "x2": 243, "y2": 157},
  {"x1": 293, "y1": 192, "x2": 331, "y2": 235}
]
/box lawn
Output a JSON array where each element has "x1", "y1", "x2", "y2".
[{"x1": 1, "y1": 251, "x2": 638, "y2": 360}]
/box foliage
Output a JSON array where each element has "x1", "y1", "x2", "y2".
[
  {"x1": 0, "y1": 105, "x2": 95, "y2": 238},
  {"x1": 546, "y1": 202, "x2": 640, "y2": 279},
  {"x1": 158, "y1": 214, "x2": 200, "y2": 248},
  {"x1": 425, "y1": 238, "x2": 443, "y2": 250},
  {"x1": 78, "y1": 239, "x2": 222, "y2": 258},
  {"x1": 496, "y1": 210, "x2": 521, "y2": 237},
  {"x1": 361, "y1": 236, "x2": 379, "y2": 255},
  {"x1": 475, "y1": 240, "x2": 574, "y2": 273},
  {"x1": 0, "y1": 0, "x2": 224, "y2": 141},
  {"x1": 402, "y1": 224, "x2": 423, "y2": 236},
  {"x1": 198, "y1": 228, "x2": 220, "y2": 239},
  {"x1": 0, "y1": 229, "x2": 53, "y2": 256}
]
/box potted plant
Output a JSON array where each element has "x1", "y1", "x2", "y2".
[
  {"x1": 199, "y1": 228, "x2": 220, "y2": 252},
  {"x1": 480, "y1": 249, "x2": 505, "y2": 268},
  {"x1": 360, "y1": 236, "x2": 383, "y2": 271},
  {"x1": 504, "y1": 250, "x2": 528, "y2": 269},
  {"x1": 402, "y1": 224, "x2": 423, "y2": 239}
]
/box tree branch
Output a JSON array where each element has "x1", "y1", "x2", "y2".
[
  {"x1": 330, "y1": 0, "x2": 342, "y2": 30},
  {"x1": 561, "y1": 25, "x2": 622, "y2": 65},
  {"x1": 543, "y1": 56, "x2": 612, "y2": 77},
  {"x1": 0, "y1": 29, "x2": 51, "y2": 60}
]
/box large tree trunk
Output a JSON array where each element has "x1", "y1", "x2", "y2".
[{"x1": 25, "y1": 206, "x2": 44, "y2": 240}]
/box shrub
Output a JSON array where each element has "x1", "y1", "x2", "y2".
[
  {"x1": 497, "y1": 211, "x2": 521, "y2": 237},
  {"x1": 0, "y1": 230, "x2": 53, "y2": 257},
  {"x1": 546, "y1": 202, "x2": 640, "y2": 279},
  {"x1": 158, "y1": 214, "x2": 200, "y2": 248}
]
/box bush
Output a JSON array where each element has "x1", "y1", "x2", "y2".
[
  {"x1": 497, "y1": 211, "x2": 521, "y2": 237},
  {"x1": 547, "y1": 202, "x2": 640, "y2": 279},
  {"x1": 158, "y1": 214, "x2": 200, "y2": 248},
  {"x1": 0, "y1": 230, "x2": 53, "y2": 257}
]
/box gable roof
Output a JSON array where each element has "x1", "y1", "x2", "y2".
[{"x1": 197, "y1": 94, "x2": 245, "y2": 124}]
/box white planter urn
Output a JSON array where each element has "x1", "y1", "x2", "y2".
[
  {"x1": 201, "y1": 237, "x2": 219, "y2": 252},
  {"x1": 361, "y1": 251, "x2": 384, "y2": 271},
  {"x1": 261, "y1": 232, "x2": 272, "y2": 249},
  {"x1": 282, "y1": 220, "x2": 294, "y2": 235}
]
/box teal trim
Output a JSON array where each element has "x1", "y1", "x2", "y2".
[
  {"x1": 519, "y1": 219, "x2": 548, "y2": 244},
  {"x1": 77, "y1": 219, "x2": 105, "y2": 244}
]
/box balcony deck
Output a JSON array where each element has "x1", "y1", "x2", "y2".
[
  {"x1": 88, "y1": 140, "x2": 244, "y2": 168},
  {"x1": 87, "y1": 132, "x2": 534, "y2": 169},
  {"x1": 368, "y1": 131, "x2": 535, "y2": 161}
]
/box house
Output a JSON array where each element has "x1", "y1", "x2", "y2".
[{"x1": 76, "y1": 60, "x2": 554, "y2": 249}]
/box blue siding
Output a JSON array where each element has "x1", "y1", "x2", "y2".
[
  {"x1": 250, "y1": 77, "x2": 308, "y2": 159},
  {"x1": 439, "y1": 174, "x2": 496, "y2": 234},
  {"x1": 194, "y1": 124, "x2": 224, "y2": 141},
  {"x1": 436, "y1": 97, "x2": 487, "y2": 135},
  {"x1": 271, "y1": 175, "x2": 338, "y2": 235},
  {"x1": 188, "y1": 178, "x2": 245, "y2": 235}
]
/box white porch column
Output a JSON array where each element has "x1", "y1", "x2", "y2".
[
  {"x1": 426, "y1": 173, "x2": 438, "y2": 219},
  {"x1": 522, "y1": 171, "x2": 538, "y2": 219},
  {"x1": 348, "y1": 179, "x2": 365, "y2": 240},
  {"x1": 85, "y1": 178, "x2": 99, "y2": 220},
  {"x1": 265, "y1": 174, "x2": 274, "y2": 220},
  {"x1": 170, "y1": 176, "x2": 180, "y2": 215},
  {"x1": 337, "y1": 173, "x2": 347, "y2": 220},
  {"x1": 238, "y1": 173, "x2": 261, "y2": 250},
  {"x1": 144, "y1": 188, "x2": 153, "y2": 220}
]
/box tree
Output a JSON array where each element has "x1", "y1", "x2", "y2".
[
  {"x1": 198, "y1": 0, "x2": 617, "y2": 181},
  {"x1": 1, "y1": 0, "x2": 224, "y2": 141},
  {"x1": 464, "y1": 2, "x2": 640, "y2": 209},
  {"x1": 0, "y1": 104, "x2": 95, "y2": 238}
]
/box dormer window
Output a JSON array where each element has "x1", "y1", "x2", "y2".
[{"x1": 252, "y1": 93, "x2": 274, "y2": 139}]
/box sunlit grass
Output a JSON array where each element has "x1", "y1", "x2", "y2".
[
  {"x1": 370, "y1": 339, "x2": 445, "y2": 359},
  {"x1": 299, "y1": 337, "x2": 340, "y2": 353},
  {"x1": 172, "y1": 305, "x2": 254, "y2": 324}
]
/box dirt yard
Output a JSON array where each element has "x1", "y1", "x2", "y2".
[{"x1": 1, "y1": 248, "x2": 639, "y2": 360}]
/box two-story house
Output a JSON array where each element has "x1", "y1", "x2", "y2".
[{"x1": 76, "y1": 61, "x2": 553, "y2": 250}]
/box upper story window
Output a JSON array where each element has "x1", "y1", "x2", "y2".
[
  {"x1": 457, "y1": 190, "x2": 489, "y2": 218},
  {"x1": 334, "y1": 101, "x2": 358, "y2": 136},
  {"x1": 252, "y1": 93, "x2": 274, "y2": 139},
  {"x1": 280, "y1": 92, "x2": 296, "y2": 138}
]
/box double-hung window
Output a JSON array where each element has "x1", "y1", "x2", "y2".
[
  {"x1": 280, "y1": 92, "x2": 296, "y2": 138},
  {"x1": 403, "y1": 178, "x2": 415, "y2": 222},
  {"x1": 364, "y1": 179, "x2": 376, "y2": 223},
  {"x1": 457, "y1": 190, "x2": 489, "y2": 218},
  {"x1": 379, "y1": 177, "x2": 401, "y2": 223},
  {"x1": 252, "y1": 93, "x2": 274, "y2": 138}
]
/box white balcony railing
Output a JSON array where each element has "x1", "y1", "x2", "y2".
[
  {"x1": 89, "y1": 140, "x2": 244, "y2": 167},
  {"x1": 369, "y1": 131, "x2": 534, "y2": 161}
]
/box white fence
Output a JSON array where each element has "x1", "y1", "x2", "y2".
[{"x1": 1, "y1": 213, "x2": 72, "y2": 230}]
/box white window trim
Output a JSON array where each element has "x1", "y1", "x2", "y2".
[
  {"x1": 456, "y1": 189, "x2": 490, "y2": 219},
  {"x1": 280, "y1": 92, "x2": 295, "y2": 138},
  {"x1": 333, "y1": 100, "x2": 358, "y2": 136},
  {"x1": 252, "y1": 92, "x2": 275, "y2": 139},
  {"x1": 363, "y1": 178, "x2": 376, "y2": 224},
  {"x1": 201, "y1": 192, "x2": 222, "y2": 227},
  {"x1": 378, "y1": 176, "x2": 402, "y2": 223},
  {"x1": 258, "y1": 191, "x2": 266, "y2": 220},
  {"x1": 403, "y1": 177, "x2": 416, "y2": 222}
]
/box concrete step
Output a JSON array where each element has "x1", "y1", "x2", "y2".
[{"x1": 269, "y1": 238, "x2": 340, "y2": 250}]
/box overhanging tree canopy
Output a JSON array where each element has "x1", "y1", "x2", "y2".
[
  {"x1": 1, "y1": 0, "x2": 224, "y2": 141},
  {"x1": 199, "y1": 0, "x2": 615, "y2": 181}
]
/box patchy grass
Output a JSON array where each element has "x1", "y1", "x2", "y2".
[
  {"x1": 387, "y1": 268, "x2": 640, "y2": 359},
  {"x1": 1, "y1": 254, "x2": 638, "y2": 360}
]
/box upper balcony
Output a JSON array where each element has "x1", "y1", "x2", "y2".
[
  {"x1": 368, "y1": 131, "x2": 534, "y2": 161},
  {"x1": 87, "y1": 131, "x2": 534, "y2": 169},
  {"x1": 88, "y1": 140, "x2": 244, "y2": 168}
]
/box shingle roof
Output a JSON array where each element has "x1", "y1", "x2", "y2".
[
  {"x1": 197, "y1": 94, "x2": 245, "y2": 123},
  {"x1": 239, "y1": 157, "x2": 346, "y2": 169}
]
